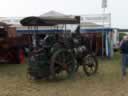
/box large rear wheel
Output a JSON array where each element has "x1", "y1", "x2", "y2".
[{"x1": 50, "y1": 49, "x2": 77, "y2": 80}]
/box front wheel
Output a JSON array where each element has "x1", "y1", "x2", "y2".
[{"x1": 82, "y1": 54, "x2": 98, "y2": 76}]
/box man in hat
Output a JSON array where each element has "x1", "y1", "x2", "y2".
[{"x1": 120, "y1": 35, "x2": 128, "y2": 79}]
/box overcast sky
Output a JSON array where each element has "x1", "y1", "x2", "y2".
[{"x1": 0, "y1": 0, "x2": 127, "y2": 28}]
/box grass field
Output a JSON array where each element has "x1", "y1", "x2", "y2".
[{"x1": 0, "y1": 52, "x2": 128, "y2": 96}]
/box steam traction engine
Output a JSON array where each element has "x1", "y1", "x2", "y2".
[{"x1": 20, "y1": 16, "x2": 98, "y2": 80}]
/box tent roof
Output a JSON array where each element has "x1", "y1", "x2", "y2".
[
  {"x1": 40, "y1": 10, "x2": 76, "y2": 20},
  {"x1": 0, "y1": 22, "x2": 11, "y2": 26},
  {"x1": 40, "y1": 10, "x2": 66, "y2": 17},
  {"x1": 80, "y1": 22, "x2": 103, "y2": 28}
]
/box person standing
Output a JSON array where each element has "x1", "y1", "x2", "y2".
[{"x1": 120, "y1": 36, "x2": 128, "y2": 79}]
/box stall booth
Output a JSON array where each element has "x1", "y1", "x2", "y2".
[{"x1": 80, "y1": 28, "x2": 114, "y2": 58}]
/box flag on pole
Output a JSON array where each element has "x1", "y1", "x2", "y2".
[{"x1": 102, "y1": 0, "x2": 107, "y2": 8}]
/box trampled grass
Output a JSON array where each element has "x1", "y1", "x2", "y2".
[{"x1": 0, "y1": 52, "x2": 128, "y2": 96}]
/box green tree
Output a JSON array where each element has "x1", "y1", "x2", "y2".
[{"x1": 119, "y1": 33, "x2": 127, "y2": 41}]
